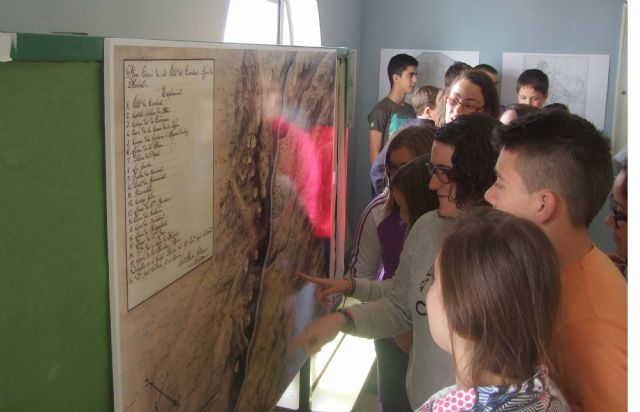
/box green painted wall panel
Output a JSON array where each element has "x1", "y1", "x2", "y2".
[
  {"x1": 10, "y1": 33, "x2": 104, "y2": 62},
  {"x1": 0, "y1": 61, "x2": 112, "y2": 411}
]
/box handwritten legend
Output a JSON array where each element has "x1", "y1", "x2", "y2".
[{"x1": 123, "y1": 59, "x2": 215, "y2": 309}]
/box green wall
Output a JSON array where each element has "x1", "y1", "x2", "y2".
[{"x1": 0, "y1": 36, "x2": 113, "y2": 410}]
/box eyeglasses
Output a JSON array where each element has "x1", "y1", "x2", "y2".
[
  {"x1": 608, "y1": 193, "x2": 627, "y2": 229},
  {"x1": 426, "y1": 161, "x2": 453, "y2": 184},
  {"x1": 445, "y1": 96, "x2": 483, "y2": 113}
]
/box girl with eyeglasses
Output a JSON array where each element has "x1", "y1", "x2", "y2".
[
  {"x1": 293, "y1": 113, "x2": 501, "y2": 409},
  {"x1": 387, "y1": 154, "x2": 437, "y2": 231},
  {"x1": 444, "y1": 69, "x2": 501, "y2": 124}
]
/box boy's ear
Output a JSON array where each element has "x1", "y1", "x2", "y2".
[
  {"x1": 424, "y1": 106, "x2": 434, "y2": 118},
  {"x1": 535, "y1": 189, "x2": 558, "y2": 224}
]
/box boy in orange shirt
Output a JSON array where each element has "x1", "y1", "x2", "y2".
[{"x1": 484, "y1": 110, "x2": 627, "y2": 412}]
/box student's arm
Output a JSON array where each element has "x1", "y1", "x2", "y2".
[
  {"x1": 349, "y1": 216, "x2": 397, "y2": 302},
  {"x1": 368, "y1": 105, "x2": 387, "y2": 165},
  {"x1": 291, "y1": 312, "x2": 348, "y2": 355},
  {"x1": 370, "y1": 142, "x2": 390, "y2": 196},
  {"x1": 369, "y1": 130, "x2": 383, "y2": 165},
  {"x1": 347, "y1": 232, "x2": 416, "y2": 339},
  {"x1": 349, "y1": 212, "x2": 444, "y2": 339},
  {"x1": 351, "y1": 274, "x2": 395, "y2": 303},
  {"x1": 297, "y1": 197, "x2": 390, "y2": 307},
  {"x1": 296, "y1": 272, "x2": 351, "y2": 308},
  {"x1": 556, "y1": 319, "x2": 627, "y2": 412},
  {"x1": 348, "y1": 256, "x2": 412, "y2": 339}
]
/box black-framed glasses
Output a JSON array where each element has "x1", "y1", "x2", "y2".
[
  {"x1": 426, "y1": 161, "x2": 453, "y2": 184},
  {"x1": 609, "y1": 193, "x2": 627, "y2": 229}
]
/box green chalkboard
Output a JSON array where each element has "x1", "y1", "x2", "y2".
[{"x1": 0, "y1": 59, "x2": 113, "y2": 410}]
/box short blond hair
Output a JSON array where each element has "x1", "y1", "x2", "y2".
[{"x1": 411, "y1": 85, "x2": 441, "y2": 115}]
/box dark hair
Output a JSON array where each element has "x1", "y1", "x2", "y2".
[
  {"x1": 387, "y1": 154, "x2": 439, "y2": 228},
  {"x1": 495, "y1": 110, "x2": 613, "y2": 227},
  {"x1": 544, "y1": 102, "x2": 570, "y2": 113},
  {"x1": 439, "y1": 207, "x2": 560, "y2": 385},
  {"x1": 516, "y1": 69, "x2": 549, "y2": 95},
  {"x1": 412, "y1": 85, "x2": 441, "y2": 115},
  {"x1": 451, "y1": 69, "x2": 501, "y2": 119},
  {"x1": 434, "y1": 113, "x2": 500, "y2": 209},
  {"x1": 444, "y1": 61, "x2": 472, "y2": 89},
  {"x1": 388, "y1": 53, "x2": 419, "y2": 88},
  {"x1": 474, "y1": 63, "x2": 498, "y2": 75},
  {"x1": 385, "y1": 124, "x2": 437, "y2": 182},
  {"x1": 504, "y1": 103, "x2": 541, "y2": 118}
]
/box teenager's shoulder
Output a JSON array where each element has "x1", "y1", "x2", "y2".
[
  {"x1": 355, "y1": 193, "x2": 388, "y2": 227},
  {"x1": 412, "y1": 210, "x2": 450, "y2": 232},
  {"x1": 404, "y1": 211, "x2": 451, "y2": 251},
  {"x1": 369, "y1": 96, "x2": 394, "y2": 112},
  {"x1": 560, "y1": 245, "x2": 627, "y2": 328}
]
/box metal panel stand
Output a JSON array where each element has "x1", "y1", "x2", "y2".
[{"x1": 298, "y1": 357, "x2": 311, "y2": 412}]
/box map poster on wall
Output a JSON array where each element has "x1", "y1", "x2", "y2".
[
  {"x1": 105, "y1": 38, "x2": 344, "y2": 412},
  {"x1": 501, "y1": 52, "x2": 610, "y2": 129},
  {"x1": 378, "y1": 48, "x2": 479, "y2": 101},
  {"x1": 122, "y1": 59, "x2": 215, "y2": 309}
]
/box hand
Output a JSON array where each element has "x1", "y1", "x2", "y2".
[
  {"x1": 290, "y1": 313, "x2": 346, "y2": 356},
  {"x1": 297, "y1": 272, "x2": 352, "y2": 308},
  {"x1": 607, "y1": 253, "x2": 627, "y2": 274}
]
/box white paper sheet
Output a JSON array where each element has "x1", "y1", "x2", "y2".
[{"x1": 501, "y1": 52, "x2": 610, "y2": 129}]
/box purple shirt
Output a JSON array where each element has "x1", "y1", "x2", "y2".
[{"x1": 377, "y1": 209, "x2": 406, "y2": 280}]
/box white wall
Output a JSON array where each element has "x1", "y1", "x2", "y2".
[{"x1": 0, "y1": 0, "x2": 229, "y2": 41}]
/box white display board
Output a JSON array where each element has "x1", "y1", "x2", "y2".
[
  {"x1": 104, "y1": 37, "x2": 344, "y2": 412},
  {"x1": 378, "y1": 48, "x2": 480, "y2": 101},
  {"x1": 501, "y1": 52, "x2": 610, "y2": 129}
]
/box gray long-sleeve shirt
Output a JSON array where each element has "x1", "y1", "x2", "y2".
[{"x1": 348, "y1": 210, "x2": 456, "y2": 409}]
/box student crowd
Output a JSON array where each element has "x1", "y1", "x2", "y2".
[{"x1": 293, "y1": 53, "x2": 628, "y2": 412}]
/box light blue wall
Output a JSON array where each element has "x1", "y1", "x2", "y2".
[
  {"x1": 318, "y1": 0, "x2": 363, "y2": 51},
  {"x1": 345, "y1": 0, "x2": 625, "y2": 252},
  {"x1": 317, "y1": 0, "x2": 365, "y2": 252}
]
